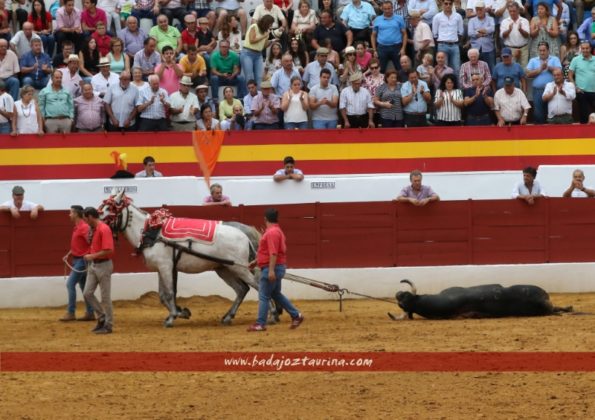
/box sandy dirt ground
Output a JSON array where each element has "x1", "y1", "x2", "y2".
[{"x1": 1, "y1": 292, "x2": 595, "y2": 419}]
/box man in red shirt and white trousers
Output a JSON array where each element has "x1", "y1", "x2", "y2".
[
  {"x1": 60, "y1": 205, "x2": 95, "y2": 322},
  {"x1": 82, "y1": 207, "x2": 115, "y2": 334},
  {"x1": 248, "y1": 208, "x2": 304, "y2": 332}
]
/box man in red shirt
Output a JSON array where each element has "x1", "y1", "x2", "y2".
[
  {"x1": 60, "y1": 205, "x2": 95, "y2": 322},
  {"x1": 82, "y1": 207, "x2": 115, "y2": 334},
  {"x1": 248, "y1": 208, "x2": 304, "y2": 332}
]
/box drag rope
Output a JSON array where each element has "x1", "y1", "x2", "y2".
[{"x1": 283, "y1": 273, "x2": 395, "y2": 312}]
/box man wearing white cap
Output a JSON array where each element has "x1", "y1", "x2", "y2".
[
  {"x1": 169, "y1": 76, "x2": 200, "y2": 131},
  {"x1": 339, "y1": 72, "x2": 375, "y2": 129},
  {"x1": 0, "y1": 186, "x2": 44, "y2": 219},
  {"x1": 58, "y1": 54, "x2": 83, "y2": 98},
  {"x1": 91, "y1": 56, "x2": 119, "y2": 98}
]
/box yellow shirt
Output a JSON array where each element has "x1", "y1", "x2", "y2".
[
  {"x1": 243, "y1": 24, "x2": 268, "y2": 52},
  {"x1": 179, "y1": 54, "x2": 207, "y2": 75}
]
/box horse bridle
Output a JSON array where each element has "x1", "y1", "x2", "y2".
[{"x1": 100, "y1": 195, "x2": 132, "y2": 234}]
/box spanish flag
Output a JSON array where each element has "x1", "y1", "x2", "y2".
[{"x1": 192, "y1": 130, "x2": 225, "y2": 187}]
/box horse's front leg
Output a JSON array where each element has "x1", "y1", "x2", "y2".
[{"x1": 158, "y1": 270, "x2": 179, "y2": 328}]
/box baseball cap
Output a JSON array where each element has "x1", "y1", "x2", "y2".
[
  {"x1": 501, "y1": 47, "x2": 512, "y2": 57},
  {"x1": 504, "y1": 76, "x2": 514, "y2": 85}
]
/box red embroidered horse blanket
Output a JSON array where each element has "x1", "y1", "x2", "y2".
[{"x1": 160, "y1": 218, "x2": 220, "y2": 244}]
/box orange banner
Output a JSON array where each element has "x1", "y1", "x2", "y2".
[{"x1": 192, "y1": 130, "x2": 225, "y2": 187}]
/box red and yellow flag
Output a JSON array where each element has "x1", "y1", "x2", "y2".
[{"x1": 192, "y1": 130, "x2": 225, "y2": 187}]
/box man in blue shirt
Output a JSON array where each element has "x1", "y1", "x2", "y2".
[
  {"x1": 577, "y1": 7, "x2": 595, "y2": 49},
  {"x1": 491, "y1": 47, "x2": 526, "y2": 91},
  {"x1": 340, "y1": 0, "x2": 376, "y2": 43},
  {"x1": 401, "y1": 69, "x2": 431, "y2": 127},
  {"x1": 526, "y1": 41, "x2": 562, "y2": 124},
  {"x1": 19, "y1": 39, "x2": 52, "y2": 90},
  {"x1": 371, "y1": 1, "x2": 407, "y2": 73}
]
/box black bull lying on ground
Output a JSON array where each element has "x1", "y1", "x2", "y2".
[{"x1": 390, "y1": 280, "x2": 574, "y2": 320}]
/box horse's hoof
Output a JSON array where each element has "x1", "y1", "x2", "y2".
[
  {"x1": 179, "y1": 307, "x2": 192, "y2": 319},
  {"x1": 164, "y1": 319, "x2": 174, "y2": 328}
]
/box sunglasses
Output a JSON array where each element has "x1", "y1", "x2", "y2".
[
  {"x1": 346, "y1": 52, "x2": 355, "y2": 56},
  {"x1": 370, "y1": 66, "x2": 379, "y2": 70}
]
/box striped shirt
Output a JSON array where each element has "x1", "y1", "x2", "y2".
[
  {"x1": 136, "y1": 85, "x2": 169, "y2": 119},
  {"x1": 375, "y1": 83, "x2": 403, "y2": 121},
  {"x1": 434, "y1": 89, "x2": 463, "y2": 122},
  {"x1": 104, "y1": 83, "x2": 139, "y2": 126},
  {"x1": 339, "y1": 86, "x2": 374, "y2": 116},
  {"x1": 459, "y1": 60, "x2": 492, "y2": 89}
]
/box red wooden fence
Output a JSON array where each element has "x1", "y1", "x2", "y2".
[{"x1": 2, "y1": 198, "x2": 595, "y2": 278}]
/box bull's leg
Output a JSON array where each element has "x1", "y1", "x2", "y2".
[
  {"x1": 158, "y1": 270, "x2": 180, "y2": 328},
  {"x1": 215, "y1": 267, "x2": 251, "y2": 325}
]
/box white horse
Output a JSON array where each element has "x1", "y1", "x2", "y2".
[{"x1": 99, "y1": 190, "x2": 262, "y2": 328}]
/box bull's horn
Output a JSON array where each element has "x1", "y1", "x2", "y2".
[{"x1": 400, "y1": 279, "x2": 417, "y2": 295}]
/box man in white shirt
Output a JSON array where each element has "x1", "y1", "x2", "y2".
[
  {"x1": 542, "y1": 67, "x2": 576, "y2": 124},
  {"x1": 168, "y1": 76, "x2": 200, "y2": 131},
  {"x1": 409, "y1": 11, "x2": 434, "y2": 66},
  {"x1": 0, "y1": 80, "x2": 14, "y2": 134},
  {"x1": 252, "y1": 0, "x2": 287, "y2": 42},
  {"x1": 493, "y1": 76, "x2": 531, "y2": 126},
  {"x1": 432, "y1": 0, "x2": 464, "y2": 76},
  {"x1": 58, "y1": 54, "x2": 83, "y2": 98},
  {"x1": 10, "y1": 22, "x2": 42, "y2": 58},
  {"x1": 0, "y1": 186, "x2": 44, "y2": 219},
  {"x1": 511, "y1": 167, "x2": 545, "y2": 205},
  {"x1": 91, "y1": 57, "x2": 119, "y2": 98},
  {"x1": 499, "y1": 2, "x2": 530, "y2": 69},
  {"x1": 562, "y1": 169, "x2": 595, "y2": 198},
  {"x1": 339, "y1": 72, "x2": 375, "y2": 129}
]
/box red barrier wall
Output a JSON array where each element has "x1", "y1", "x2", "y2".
[{"x1": 2, "y1": 199, "x2": 595, "y2": 278}]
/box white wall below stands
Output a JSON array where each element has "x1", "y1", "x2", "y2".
[
  {"x1": 2, "y1": 165, "x2": 594, "y2": 210},
  {"x1": 2, "y1": 263, "x2": 594, "y2": 308}
]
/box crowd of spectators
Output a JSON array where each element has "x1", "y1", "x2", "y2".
[{"x1": 0, "y1": 0, "x2": 594, "y2": 135}]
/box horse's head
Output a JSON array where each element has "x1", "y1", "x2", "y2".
[{"x1": 99, "y1": 189, "x2": 132, "y2": 233}]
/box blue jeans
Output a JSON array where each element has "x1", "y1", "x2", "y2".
[
  {"x1": 3, "y1": 76, "x2": 20, "y2": 101},
  {"x1": 480, "y1": 49, "x2": 496, "y2": 73},
  {"x1": 40, "y1": 33, "x2": 55, "y2": 57},
  {"x1": 254, "y1": 122, "x2": 279, "y2": 130},
  {"x1": 209, "y1": 74, "x2": 247, "y2": 101},
  {"x1": 240, "y1": 49, "x2": 264, "y2": 89},
  {"x1": 437, "y1": 43, "x2": 461, "y2": 79},
  {"x1": 284, "y1": 121, "x2": 308, "y2": 129},
  {"x1": 377, "y1": 43, "x2": 402, "y2": 73},
  {"x1": 532, "y1": 87, "x2": 546, "y2": 124},
  {"x1": 0, "y1": 122, "x2": 10, "y2": 133},
  {"x1": 67, "y1": 257, "x2": 94, "y2": 314},
  {"x1": 131, "y1": 8, "x2": 157, "y2": 24},
  {"x1": 257, "y1": 265, "x2": 300, "y2": 326},
  {"x1": 22, "y1": 75, "x2": 50, "y2": 90},
  {"x1": 312, "y1": 119, "x2": 337, "y2": 129}
]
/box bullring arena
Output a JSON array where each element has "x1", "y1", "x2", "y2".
[{"x1": 2, "y1": 126, "x2": 595, "y2": 418}]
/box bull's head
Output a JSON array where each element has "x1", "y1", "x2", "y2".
[{"x1": 396, "y1": 279, "x2": 418, "y2": 319}]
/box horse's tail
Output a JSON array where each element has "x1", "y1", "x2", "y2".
[{"x1": 222, "y1": 221, "x2": 261, "y2": 262}]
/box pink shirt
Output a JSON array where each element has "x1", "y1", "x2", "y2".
[
  {"x1": 356, "y1": 51, "x2": 372, "y2": 71},
  {"x1": 55, "y1": 7, "x2": 81, "y2": 31},
  {"x1": 155, "y1": 63, "x2": 182, "y2": 94}
]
